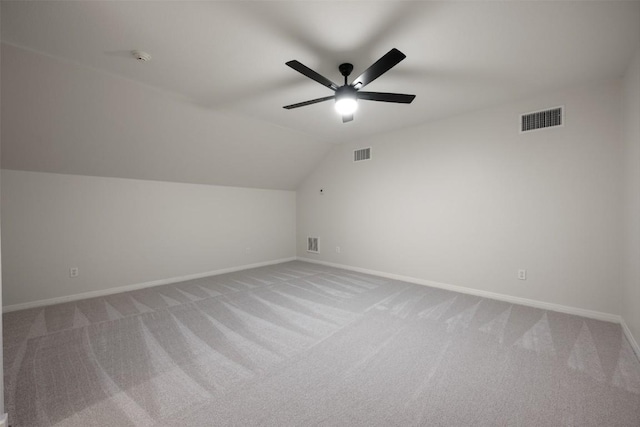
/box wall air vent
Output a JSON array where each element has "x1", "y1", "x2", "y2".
[
  {"x1": 353, "y1": 147, "x2": 371, "y2": 162},
  {"x1": 307, "y1": 237, "x2": 319, "y2": 253},
  {"x1": 520, "y1": 106, "x2": 563, "y2": 133}
]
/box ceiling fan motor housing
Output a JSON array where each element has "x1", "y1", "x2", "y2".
[{"x1": 335, "y1": 85, "x2": 357, "y2": 99}]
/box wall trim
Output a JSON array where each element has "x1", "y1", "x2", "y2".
[
  {"x1": 621, "y1": 318, "x2": 640, "y2": 361},
  {"x1": 3, "y1": 257, "x2": 296, "y2": 313},
  {"x1": 298, "y1": 257, "x2": 621, "y2": 324}
]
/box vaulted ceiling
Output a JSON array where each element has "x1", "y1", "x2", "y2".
[{"x1": 2, "y1": 1, "x2": 639, "y2": 189}]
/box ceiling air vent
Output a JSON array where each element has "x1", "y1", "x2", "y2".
[
  {"x1": 354, "y1": 147, "x2": 371, "y2": 162},
  {"x1": 520, "y1": 106, "x2": 563, "y2": 133},
  {"x1": 307, "y1": 237, "x2": 319, "y2": 254}
]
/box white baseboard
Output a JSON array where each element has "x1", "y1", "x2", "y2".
[
  {"x1": 620, "y1": 318, "x2": 640, "y2": 361},
  {"x1": 298, "y1": 257, "x2": 621, "y2": 324},
  {"x1": 3, "y1": 257, "x2": 296, "y2": 313}
]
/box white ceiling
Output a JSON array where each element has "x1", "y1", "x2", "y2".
[{"x1": 2, "y1": 1, "x2": 639, "y2": 188}]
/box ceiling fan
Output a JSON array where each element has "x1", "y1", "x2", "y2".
[{"x1": 283, "y1": 48, "x2": 416, "y2": 123}]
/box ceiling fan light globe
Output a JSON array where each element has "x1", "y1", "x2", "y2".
[{"x1": 335, "y1": 98, "x2": 358, "y2": 116}]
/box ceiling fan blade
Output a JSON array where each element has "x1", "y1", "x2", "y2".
[
  {"x1": 286, "y1": 60, "x2": 339, "y2": 91},
  {"x1": 283, "y1": 95, "x2": 335, "y2": 109},
  {"x1": 357, "y1": 91, "x2": 416, "y2": 104},
  {"x1": 352, "y1": 48, "x2": 406, "y2": 89},
  {"x1": 342, "y1": 114, "x2": 354, "y2": 123}
]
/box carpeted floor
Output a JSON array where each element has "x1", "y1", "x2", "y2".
[{"x1": 3, "y1": 260, "x2": 640, "y2": 426}]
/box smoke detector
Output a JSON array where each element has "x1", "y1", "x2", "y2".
[{"x1": 131, "y1": 50, "x2": 151, "y2": 62}]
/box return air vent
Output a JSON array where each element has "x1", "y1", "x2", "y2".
[
  {"x1": 353, "y1": 147, "x2": 371, "y2": 162},
  {"x1": 307, "y1": 237, "x2": 319, "y2": 253},
  {"x1": 520, "y1": 107, "x2": 563, "y2": 132}
]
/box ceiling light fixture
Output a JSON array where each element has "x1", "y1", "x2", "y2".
[{"x1": 334, "y1": 86, "x2": 358, "y2": 116}]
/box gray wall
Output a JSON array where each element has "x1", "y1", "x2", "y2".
[
  {"x1": 0, "y1": 1, "x2": 4, "y2": 415},
  {"x1": 1, "y1": 170, "x2": 296, "y2": 308},
  {"x1": 622, "y1": 49, "x2": 640, "y2": 348},
  {"x1": 297, "y1": 80, "x2": 623, "y2": 318}
]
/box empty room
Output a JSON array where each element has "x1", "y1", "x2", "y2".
[{"x1": 1, "y1": 1, "x2": 639, "y2": 426}]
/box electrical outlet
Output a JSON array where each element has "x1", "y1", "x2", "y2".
[
  {"x1": 245, "y1": 247, "x2": 251, "y2": 255},
  {"x1": 518, "y1": 269, "x2": 527, "y2": 280},
  {"x1": 70, "y1": 267, "x2": 79, "y2": 278},
  {"x1": 335, "y1": 246, "x2": 341, "y2": 254}
]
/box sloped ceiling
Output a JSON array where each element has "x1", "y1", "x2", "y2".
[{"x1": 1, "y1": 1, "x2": 639, "y2": 190}]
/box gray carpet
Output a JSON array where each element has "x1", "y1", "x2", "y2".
[{"x1": 3, "y1": 261, "x2": 640, "y2": 426}]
